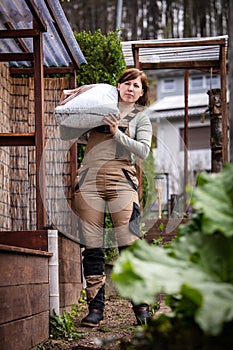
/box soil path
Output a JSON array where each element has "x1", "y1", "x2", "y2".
[{"x1": 42, "y1": 295, "x2": 170, "y2": 350}]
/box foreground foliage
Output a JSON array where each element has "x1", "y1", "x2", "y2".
[
  {"x1": 49, "y1": 304, "x2": 87, "y2": 341},
  {"x1": 112, "y1": 163, "x2": 233, "y2": 348}
]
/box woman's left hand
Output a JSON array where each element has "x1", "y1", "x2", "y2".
[{"x1": 103, "y1": 113, "x2": 120, "y2": 135}]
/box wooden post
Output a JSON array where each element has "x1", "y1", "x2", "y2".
[
  {"x1": 208, "y1": 88, "x2": 223, "y2": 172},
  {"x1": 219, "y1": 43, "x2": 228, "y2": 163},
  {"x1": 184, "y1": 69, "x2": 189, "y2": 212},
  {"x1": 69, "y1": 65, "x2": 78, "y2": 234},
  {"x1": 33, "y1": 24, "x2": 46, "y2": 229}
]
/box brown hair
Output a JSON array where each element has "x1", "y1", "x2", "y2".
[{"x1": 117, "y1": 68, "x2": 150, "y2": 106}]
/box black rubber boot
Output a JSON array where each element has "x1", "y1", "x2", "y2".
[
  {"x1": 81, "y1": 308, "x2": 104, "y2": 327},
  {"x1": 81, "y1": 249, "x2": 105, "y2": 327},
  {"x1": 133, "y1": 304, "x2": 151, "y2": 325}
]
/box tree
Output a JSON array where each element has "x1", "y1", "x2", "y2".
[{"x1": 61, "y1": 0, "x2": 229, "y2": 41}]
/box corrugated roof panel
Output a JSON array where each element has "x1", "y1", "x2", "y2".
[
  {"x1": 149, "y1": 107, "x2": 207, "y2": 120},
  {"x1": 122, "y1": 36, "x2": 228, "y2": 67},
  {"x1": 150, "y1": 93, "x2": 209, "y2": 111},
  {"x1": 0, "y1": 0, "x2": 87, "y2": 68},
  {"x1": 148, "y1": 93, "x2": 209, "y2": 120}
]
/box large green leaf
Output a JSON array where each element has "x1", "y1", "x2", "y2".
[
  {"x1": 171, "y1": 231, "x2": 233, "y2": 283},
  {"x1": 112, "y1": 239, "x2": 233, "y2": 335},
  {"x1": 193, "y1": 163, "x2": 233, "y2": 237},
  {"x1": 112, "y1": 164, "x2": 233, "y2": 336}
]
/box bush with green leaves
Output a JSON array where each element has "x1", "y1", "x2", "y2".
[
  {"x1": 112, "y1": 163, "x2": 233, "y2": 341},
  {"x1": 74, "y1": 28, "x2": 126, "y2": 86}
]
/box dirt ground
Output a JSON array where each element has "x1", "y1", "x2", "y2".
[{"x1": 41, "y1": 294, "x2": 171, "y2": 350}]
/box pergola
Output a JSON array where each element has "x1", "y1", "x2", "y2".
[
  {"x1": 0, "y1": 0, "x2": 86, "y2": 230},
  {"x1": 122, "y1": 36, "x2": 228, "y2": 199}
]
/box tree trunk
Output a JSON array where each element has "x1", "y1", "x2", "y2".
[{"x1": 208, "y1": 89, "x2": 223, "y2": 172}]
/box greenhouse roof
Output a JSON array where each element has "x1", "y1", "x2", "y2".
[
  {"x1": 0, "y1": 0, "x2": 87, "y2": 70},
  {"x1": 122, "y1": 36, "x2": 228, "y2": 72}
]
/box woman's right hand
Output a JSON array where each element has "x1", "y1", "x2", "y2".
[{"x1": 103, "y1": 113, "x2": 120, "y2": 135}]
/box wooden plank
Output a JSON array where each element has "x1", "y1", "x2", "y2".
[
  {"x1": 0, "y1": 245, "x2": 51, "y2": 257},
  {"x1": 0, "y1": 230, "x2": 48, "y2": 251},
  {"x1": 0, "y1": 52, "x2": 34, "y2": 62},
  {"x1": 59, "y1": 258, "x2": 81, "y2": 283},
  {"x1": 3, "y1": 23, "x2": 30, "y2": 53},
  {"x1": 132, "y1": 37, "x2": 226, "y2": 48},
  {"x1": 144, "y1": 218, "x2": 190, "y2": 244},
  {"x1": 33, "y1": 27, "x2": 46, "y2": 230},
  {"x1": 0, "y1": 311, "x2": 49, "y2": 350},
  {"x1": 0, "y1": 284, "x2": 49, "y2": 324},
  {"x1": 59, "y1": 282, "x2": 83, "y2": 309},
  {"x1": 0, "y1": 133, "x2": 35, "y2": 146},
  {"x1": 10, "y1": 66, "x2": 75, "y2": 75},
  {"x1": 0, "y1": 28, "x2": 40, "y2": 39},
  {"x1": 58, "y1": 235, "x2": 82, "y2": 283},
  {"x1": 140, "y1": 60, "x2": 220, "y2": 70},
  {"x1": 220, "y1": 44, "x2": 228, "y2": 163},
  {"x1": 25, "y1": 0, "x2": 47, "y2": 32},
  {"x1": 0, "y1": 251, "x2": 49, "y2": 286},
  {"x1": 58, "y1": 234, "x2": 81, "y2": 259},
  {"x1": 44, "y1": 0, "x2": 80, "y2": 68}
]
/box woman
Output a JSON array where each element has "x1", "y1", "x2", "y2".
[{"x1": 74, "y1": 68, "x2": 152, "y2": 327}]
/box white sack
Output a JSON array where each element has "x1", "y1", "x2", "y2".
[{"x1": 54, "y1": 83, "x2": 119, "y2": 140}]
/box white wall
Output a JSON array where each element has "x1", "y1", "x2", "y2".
[{"x1": 153, "y1": 117, "x2": 211, "y2": 197}]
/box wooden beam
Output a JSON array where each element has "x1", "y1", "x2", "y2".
[
  {"x1": 132, "y1": 37, "x2": 227, "y2": 49},
  {"x1": 9, "y1": 66, "x2": 75, "y2": 76},
  {"x1": 140, "y1": 60, "x2": 220, "y2": 70},
  {"x1": 0, "y1": 28, "x2": 40, "y2": 39},
  {"x1": 25, "y1": 0, "x2": 47, "y2": 32},
  {"x1": 0, "y1": 53, "x2": 33, "y2": 62},
  {"x1": 132, "y1": 46, "x2": 140, "y2": 68},
  {"x1": 0, "y1": 230, "x2": 48, "y2": 251},
  {"x1": 69, "y1": 66, "x2": 78, "y2": 234},
  {"x1": 184, "y1": 69, "x2": 189, "y2": 212},
  {"x1": 0, "y1": 133, "x2": 35, "y2": 146},
  {"x1": 44, "y1": 0, "x2": 80, "y2": 69},
  {"x1": 220, "y1": 43, "x2": 228, "y2": 163},
  {"x1": 4, "y1": 23, "x2": 30, "y2": 53},
  {"x1": 33, "y1": 26, "x2": 46, "y2": 230}
]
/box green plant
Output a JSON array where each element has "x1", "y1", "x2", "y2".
[
  {"x1": 112, "y1": 163, "x2": 233, "y2": 337},
  {"x1": 141, "y1": 147, "x2": 156, "y2": 216},
  {"x1": 74, "y1": 29, "x2": 126, "y2": 86},
  {"x1": 49, "y1": 305, "x2": 86, "y2": 341}
]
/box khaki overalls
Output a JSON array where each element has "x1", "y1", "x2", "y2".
[{"x1": 74, "y1": 109, "x2": 141, "y2": 308}]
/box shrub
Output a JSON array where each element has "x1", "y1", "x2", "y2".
[{"x1": 74, "y1": 28, "x2": 126, "y2": 86}]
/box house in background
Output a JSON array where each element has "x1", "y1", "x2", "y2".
[{"x1": 149, "y1": 68, "x2": 224, "y2": 215}]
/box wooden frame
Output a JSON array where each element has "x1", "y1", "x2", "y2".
[
  {"x1": 131, "y1": 37, "x2": 228, "y2": 201},
  {"x1": 0, "y1": 0, "x2": 79, "y2": 231}
]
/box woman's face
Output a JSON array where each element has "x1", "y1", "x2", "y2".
[{"x1": 117, "y1": 76, "x2": 144, "y2": 104}]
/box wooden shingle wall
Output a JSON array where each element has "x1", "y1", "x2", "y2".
[
  {"x1": 0, "y1": 62, "x2": 74, "y2": 233},
  {"x1": 0, "y1": 63, "x2": 11, "y2": 230},
  {"x1": 0, "y1": 61, "x2": 83, "y2": 320}
]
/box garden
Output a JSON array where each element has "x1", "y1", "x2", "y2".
[{"x1": 39, "y1": 163, "x2": 233, "y2": 349}]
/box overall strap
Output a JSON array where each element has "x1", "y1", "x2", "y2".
[{"x1": 124, "y1": 106, "x2": 144, "y2": 122}]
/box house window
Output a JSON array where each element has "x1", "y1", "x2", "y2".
[
  {"x1": 162, "y1": 78, "x2": 175, "y2": 92},
  {"x1": 180, "y1": 126, "x2": 210, "y2": 150},
  {"x1": 190, "y1": 75, "x2": 220, "y2": 90},
  {"x1": 206, "y1": 75, "x2": 220, "y2": 89},
  {"x1": 190, "y1": 76, "x2": 203, "y2": 90}
]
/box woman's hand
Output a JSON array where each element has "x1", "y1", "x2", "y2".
[{"x1": 103, "y1": 113, "x2": 120, "y2": 135}]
